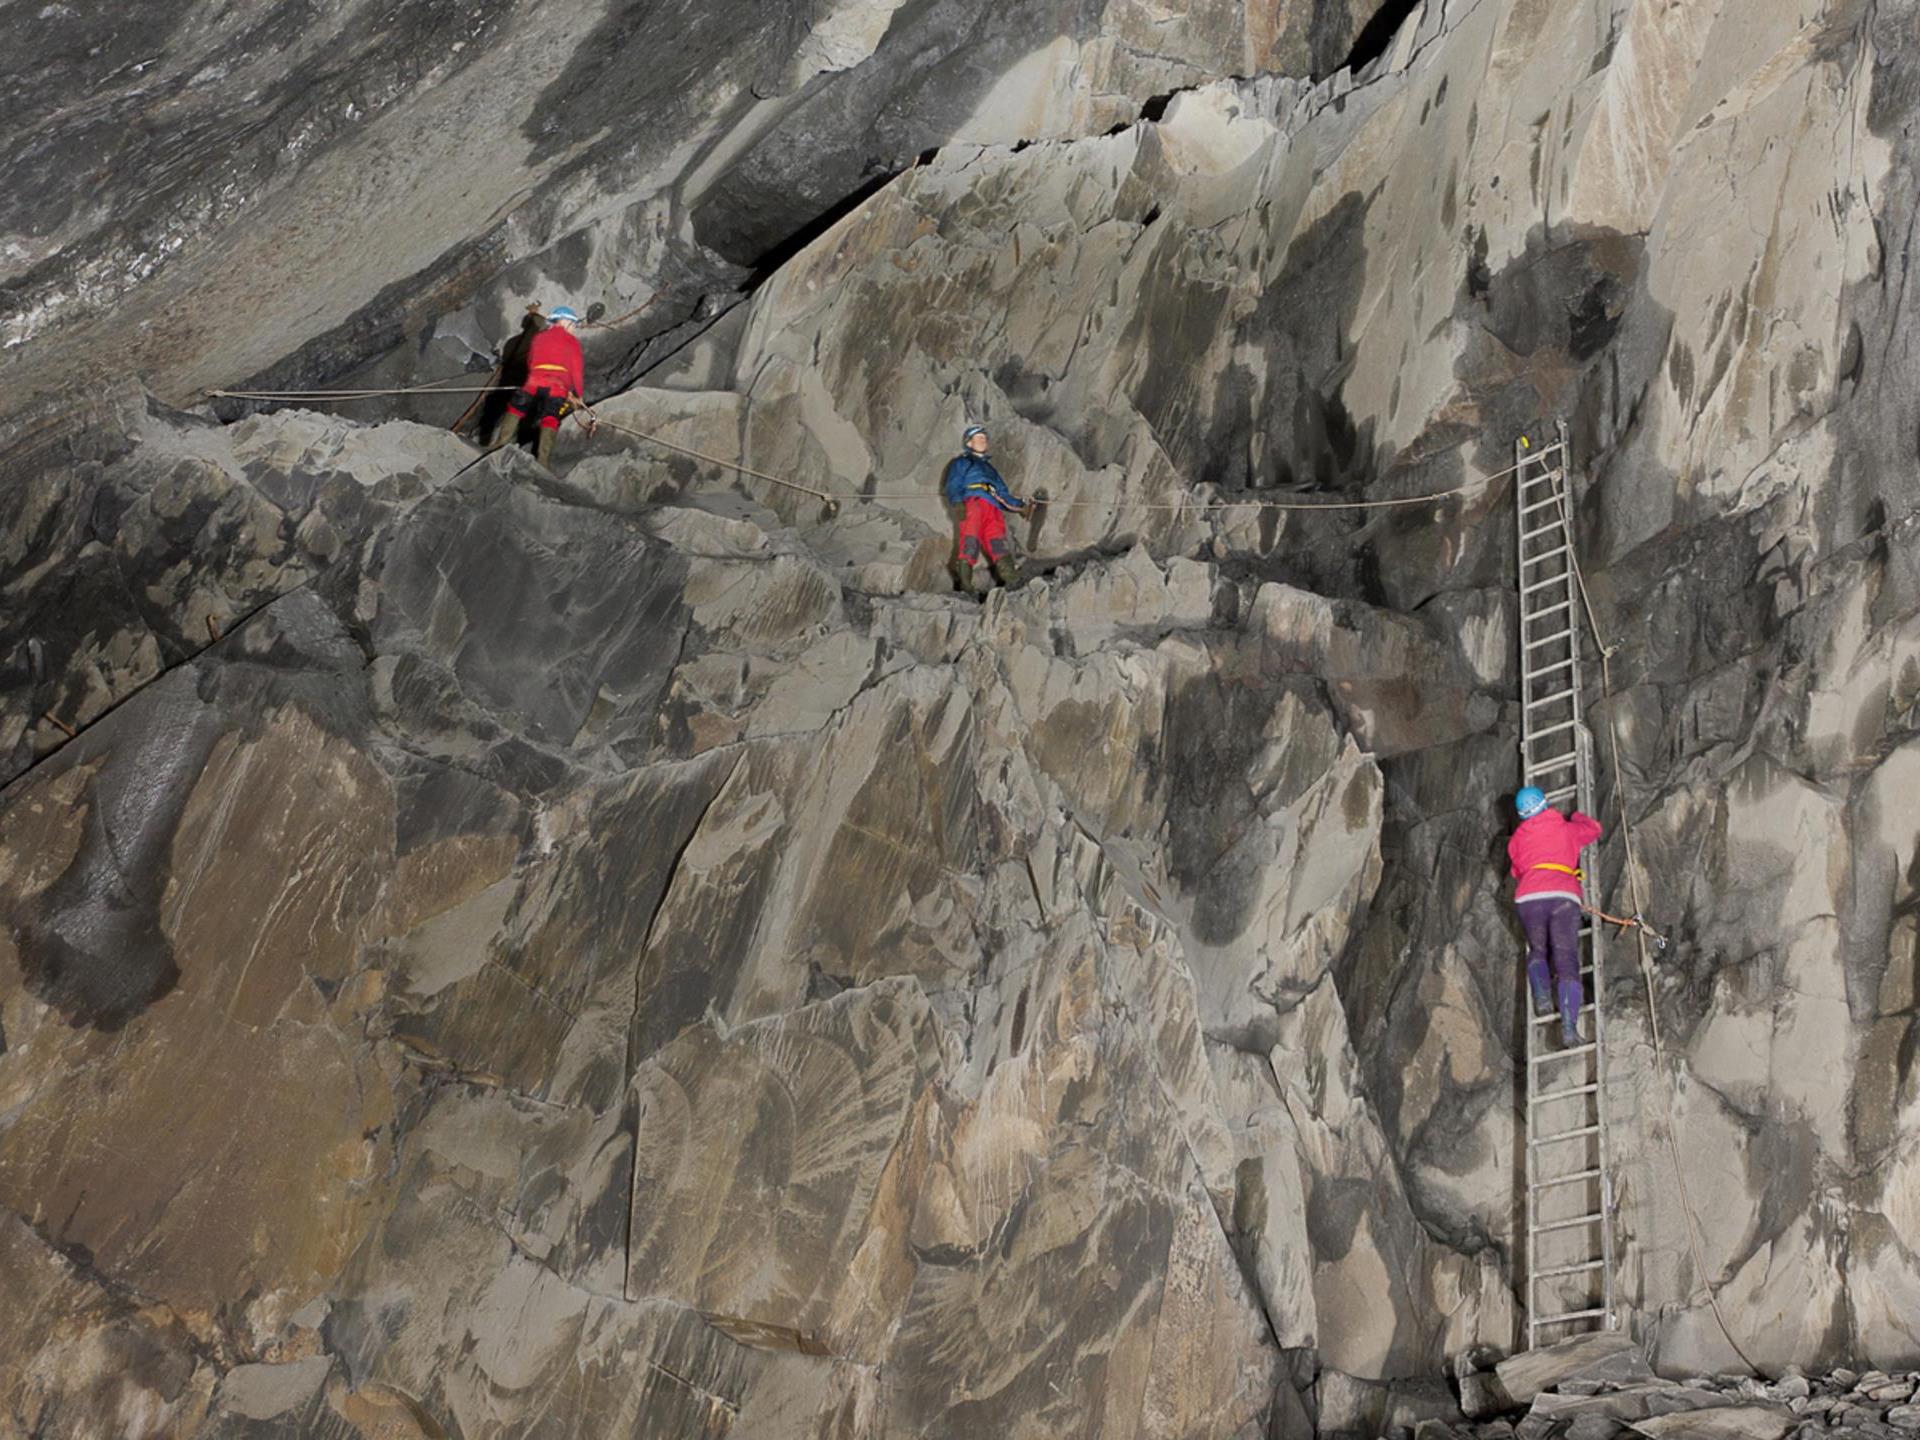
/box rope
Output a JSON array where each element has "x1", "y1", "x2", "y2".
[
  {"x1": 210, "y1": 384, "x2": 511, "y2": 400},
  {"x1": 583, "y1": 409, "x2": 837, "y2": 503},
  {"x1": 203, "y1": 381, "x2": 1557, "y2": 516},
  {"x1": 1558, "y1": 481, "x2": 1761, "y2": 1374},
  {"x1": 580, "y1": 292, "x2": 661, "y2": 330},
  {"x1": 586, "y1": 404, "x2": 1557, "y2": 514},
  {"x1": 450, "y1": 363, "x2": 505, "y2": 434}
]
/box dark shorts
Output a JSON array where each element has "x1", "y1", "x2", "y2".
[{"x1": 507, "y1": 387, "x2": 568, "y2": 428}]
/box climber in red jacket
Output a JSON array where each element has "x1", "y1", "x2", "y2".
[
  {"x1": 1508, "y1": 786, "x2": 1604, "y2": 1046},
  {"x1": 492, "y1": 305, "x2": 588, "y2": 465}
]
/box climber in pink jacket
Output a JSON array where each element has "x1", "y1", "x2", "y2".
[{"x1": 1508, "y1": 786, "x2": 1604, "y2": 1045}]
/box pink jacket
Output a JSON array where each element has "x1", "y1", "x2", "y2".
[{"x1": 1508, "y1": 809, "x2": 1603, "y2": 903}]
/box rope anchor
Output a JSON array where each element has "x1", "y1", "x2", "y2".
[{"x1": 1584, "y1": 905, "x2": 1669, "y2": 952}]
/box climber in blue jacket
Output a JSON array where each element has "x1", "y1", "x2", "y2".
[{"x1": 943, "y1": 425, "x2": 1028, "y2": 594}]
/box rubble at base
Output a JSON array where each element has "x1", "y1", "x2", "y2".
[{"x1": 1418, "y1": 1343, "x2": 1920, "y2": 1440}]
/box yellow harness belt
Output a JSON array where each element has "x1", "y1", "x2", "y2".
[{"x1": 1528, "y1": 863, "x2": 1583, "y2": 879}]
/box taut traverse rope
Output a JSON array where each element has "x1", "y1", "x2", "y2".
[{"x1": 208, "y1": 380, "x2": 1542, "y2": 515}]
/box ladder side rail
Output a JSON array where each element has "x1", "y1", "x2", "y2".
[
  {"x1": 1559, "y1": 423, "x2": 1620, "y2": 1332},
  {"x1": 1582, "y1": 728, "x2": 1619, "y2": 1332},
  {"x1": 1517, "y1": 425, "x2": 1617, "y2": 1348}
]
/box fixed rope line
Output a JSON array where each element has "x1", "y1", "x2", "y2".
[
  {"x1": 583, "y1": 409, "x2": 838, "y2": 503},
  {"x1": 203, "y1": 380, "x2": 1556, "y2": 513},
  {"x1": 1560, "y1": 522, "x2": 1760, "y2": 1375},
  {"x1": 581, "y1": 292, "x2": 661, "y2": 330},
  {"x1": 210, "y1": 384, "x2": 512, "y2": 400},
  {"x1": 587, "y1": 404, "x2": 1552, "y2": 514}
]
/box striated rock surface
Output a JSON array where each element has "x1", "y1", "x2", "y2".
[{"x1": 4, "y1": 0, "x2": 1920, "y2": 1433}]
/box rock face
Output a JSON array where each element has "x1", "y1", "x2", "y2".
[
  {"x1": 4, "y1": 0, "x2": 1920, "y2": 1434},
  {"x1": 0, "y1": 0, "x2": 1385, "y2": 425}
]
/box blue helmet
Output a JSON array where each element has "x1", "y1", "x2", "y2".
[
  {"x1": 548, "y1": 305, "x2": 580, "y2": 325},
  {"x1": 962, "y1": 424, "x2": 989, "y2": 448},
  {"x1": 1515, "y1": 786, "x2": 1547, "y2": 819}
]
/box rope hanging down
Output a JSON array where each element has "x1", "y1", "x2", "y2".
[{"x1": 1558, "y1": 499, "x2": 1759, "y2": 1374}]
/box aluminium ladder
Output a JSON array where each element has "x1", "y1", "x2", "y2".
[{"x1": 1514, "y1": 421, "x2": 1618, "y2": 1348}]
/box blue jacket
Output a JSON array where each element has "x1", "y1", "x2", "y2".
[{"x1": 943, "y1": 452, "x2": 1024, "y2": 511}]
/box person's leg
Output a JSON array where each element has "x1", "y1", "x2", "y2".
[
  {"x1": 950, "y1": 506, "x2": 973, "y2": 591},
  {"x1": 955, "y1": 503, "x2": 990, "y2": 593},
  {"x1": 1549, "y1": 898, "x2": 1585, "y2": 1043},
  {"x1": 490, "y1": 392, "x2": 532, "y2": 450},
  {"x1": 978, "y1": 507, "x2": 1015, "y2": 587},
  {"x1": 1519, "y1": 901, "x2": 1554, "y2": 1015},
  {"x1": 988, "y1": 538, "x2": 1020, "y2": 587},
  {"x1": 529, "y1": 391, "x2": 566, "y2": 465}
]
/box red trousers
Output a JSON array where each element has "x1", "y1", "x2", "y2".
[{"x1": 956, "y1": 498, "x2": 1009, "y2": 563}]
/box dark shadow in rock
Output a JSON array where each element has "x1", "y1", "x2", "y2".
[
  {"x1": 15, "y1": 865, "x2": 181, "y2": 1033},
  {"x1": 1336, "y1": 0, "x2": 1421, "y2": 78},
  {"x1": 1163, "y1": 669, "x2": 1327, "y2": 945},
  {"x1": 7, "y1": 684, "x2": 222, "y2": 1031},
  {"x1": 470, "y1": 307, "x2": 547, "y2": 448}
]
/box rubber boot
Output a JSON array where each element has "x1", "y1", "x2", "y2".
[
  {"x1": 1527, "y1": 962, "x2": 1554, "y2": 1018},
  {"x1": 533, "y1": 423, "x2": 557, "y2": 468},
  {"x1": 1557, "y1": 979, "x2": 1584, "y2": 1047},
  {"x1": 950, "y1": 559, "x2": 980, "y2": 597},
  {"x1": 991, "y1": 555, "x2": 1020, "y2": 590}
]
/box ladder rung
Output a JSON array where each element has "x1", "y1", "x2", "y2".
[
  {"x1": 1520, "y1": 521, "x2": 1564, "y2": 543},
  {"x1": 1526, "y1": 657, "x2": 1576, "y2": 681},
  {"x1": 1544, "y1": 784, "x2": 1577, "y2": 801},
  {"x1": 1531, "y1": 1124, "x2": 1603, "y2": 1147},
  {"x1": 1521, "y1": 571, "x2": 1573, "y2": 597},
  {"x1": 1526, "y1": 691, "x2": 1576, "y2": 712},
  {"x1": 1534, "y1": 1306, "x2": 1611, "y2": 1325},
  {"x1": 1531, "y1": 1166, "x2": 1601, "y2": 1188},
  {"x1": 1533, "y1": 1211, "x2": 1606, "y2": 1236},
  {"x1": 1523, "y1": 544, "x2": 1571, "y2": 567},
  {"x1": 1524, "y1": 601, "x2": 1574, "y2": 624},
  {"x1": 1532, "y1": 1259, "x2": 1606, "y2": 1281},
  {"x1": 1532, "y1": 1043, "x2": 1597, "y2": 1064},
  {"x1": 1525, "y1": 753, "x2": 1578, "y2": 776},
  {"x1": 1528, "y1": 718, "x2": 1580, "y2": 741},
  {"x1": 1525, "y1": 626, "x2": 1573, "y2": 650},
  {"x1": 1520, "y1": 493, "x2": 1564, "y2": 515},
  {"x1": 1535, "y1": 1083, "x2": 1600, "y2": 1104}
]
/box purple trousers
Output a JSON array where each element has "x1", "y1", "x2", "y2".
[{"x1": 1519, "y1": 896, "x2": 1584, "y2": 1027}]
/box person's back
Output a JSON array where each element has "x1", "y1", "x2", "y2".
[
  {"x1": 1508, "y1": 789, "x2": 1603, "y2": 1045},
  {"x1": 493, "y1": 305, "x2": 587, "y2": 465},
  {"x1": 524, "y1": 324, "x2": 584, "y2": 400},
  {"x1": 1508, "y1": 808, "x2": 1603, "y2": 903}
]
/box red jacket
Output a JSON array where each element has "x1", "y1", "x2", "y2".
[
  {"x1": 524, "y1": 326, "x2": 584, "y2": 398},
  {"x1": 1508, "y1": 809, "x2": 1602, "y2": 903}
]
